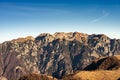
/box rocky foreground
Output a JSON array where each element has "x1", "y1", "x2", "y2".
[{"x1": 0, "y1": 32, "x2": 120, "y2": 80}]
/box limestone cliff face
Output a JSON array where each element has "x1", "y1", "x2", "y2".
[{"x1": 0, "y1": 32, "x2": 120, "y2": 80}]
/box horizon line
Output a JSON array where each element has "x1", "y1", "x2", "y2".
[{"x1": 0, "y1": 31, "x2": 119, "y2": 44}]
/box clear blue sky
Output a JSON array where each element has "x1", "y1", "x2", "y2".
[{"x1": 0, "y1": 0, "x2": 120, "y2": 43}]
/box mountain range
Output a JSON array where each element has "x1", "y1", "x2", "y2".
[{"x1": 0, "y1": 32, "x2": 120, "y2": 80}]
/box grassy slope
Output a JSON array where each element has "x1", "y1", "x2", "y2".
[
  {"x1": 63, "y1": 55, "x2": 120, "y2": 80},
  {"x1": 73, "y1": 69, "x2": 120, "y2": 80}
]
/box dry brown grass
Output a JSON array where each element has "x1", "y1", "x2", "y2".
[
  {"x1": 73, "y1": 69, "x2": 120, "y2": 80},
  {"x1": 63, "y1": 55, "x2": 120, "y2": 80},
  {"x1": 18, "y1": 73, "x2": 57, "y2": 80},
  {"x1": 63, "y1": 69, "x2": 120, "y2": 80},
  {"x1": 115, "y1": 55, "x2": 120, "y2": 60}
]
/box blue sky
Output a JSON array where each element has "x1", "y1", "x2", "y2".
[{"x1": 0, "y1": 0, "x2": 120, "y2": 43}]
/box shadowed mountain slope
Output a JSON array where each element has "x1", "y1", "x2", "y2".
[{"x1": 84, "y1": 56, "x2": 120, "y2": 70}]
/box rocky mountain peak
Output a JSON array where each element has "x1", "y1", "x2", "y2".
[
  {"x1": 37, "y1": 33, "x2": 53, "y2": 37},
  {"x1": 73, "y1": 32, "x2": 88, "y2": 42},
  {"x1": 35, "y1": 33, "x2": 54, "y2": 43},
  {"x1": 89, "y1": 34, "x2": 110, "y2": 40},
  {"x1": 35, "y1": 32, "x2": 89, "y2": 44},
  {"x1": 53, "y1": 32, "x2": 73, "y2": 40}
]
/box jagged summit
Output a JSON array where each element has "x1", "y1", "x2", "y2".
[
  {"x1": 34, "y1": 32, "x2": 89, "y2": 44},
  {"x1": 35, "y1": 32, "x2": 88, "y2": 41},
  {"x1": 1, "y1": 32, "x2": 116, "y2": 44}
]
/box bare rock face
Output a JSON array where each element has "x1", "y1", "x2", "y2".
[
  {"x1": 0, "y1": 32, "x2": 120, "y2": 79},
  {"x1": 0, "y1": 40, "x2": 39, "y2": 80}
]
